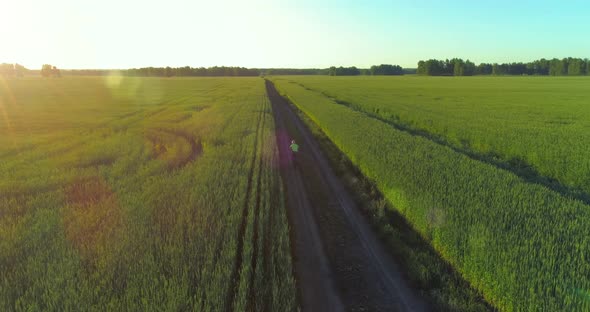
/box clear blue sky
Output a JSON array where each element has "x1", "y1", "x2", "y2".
[{"x1": 1, "y1": 0, "x2": 588, "y2": 69}]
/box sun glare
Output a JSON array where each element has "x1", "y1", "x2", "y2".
[
  {"x1": 0, "y1": 77, "x2": 16, "y2": 146},
  {"x1": 105, "y1": 71, "x2": 124, "y2": 89}
]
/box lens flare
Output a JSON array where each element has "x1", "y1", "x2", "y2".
[
  {"x1": 0, "y1": 76, "x2": 16, "y2": 146},
  {"x1": 105, "y1": 71, "x2": 124, "y2": 89},
  {"x1": 104, "y1": 72, "x2": 145, "y2": 104}
]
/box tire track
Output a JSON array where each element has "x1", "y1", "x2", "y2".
[
  {"x1": 268, "y1": 81, "x2": 344, "y2": 312},
  {"x1": 146, "y1": 128, "x2": 202, "y2": 170},
  {"x1": 262, "y1": 97, "x2": 278, "y2": 311},
  {"x1": 246, "y1": 96, "x2": 267, "y2": 312},
  {"x1": 225, "y1": 97, "x2": 265, "y2": 312},
  {"x1": 266, "y1": 80, "x2": 430, "y2": 312}
]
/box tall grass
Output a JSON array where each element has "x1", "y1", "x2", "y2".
[
  {"x1": 276, "y1": 75, "x2": 590, "y2": 197},
  {"x1": 272, "y1": 77, "x2": 590, "y2": 312},
  {"x1": 0, "y1": 77, "x2": 296, "y2": 311}
]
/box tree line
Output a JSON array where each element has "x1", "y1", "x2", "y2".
[
  {"x1": 54, "y1": 64, "x2": 408, "y2": 77},
  {"x1": 65, "y1": 67, "x2": 262, "y2": 77},
  {"x1": 59, "y1": 64, "x2": 408, "y2": 77},
  {"x1": 262, "y1": 68, "x2": 330, "y2": 75},
  {"x1": 0, "y1": 63, "x2": 411, "y2": 77},
  {"x1": 16, "y1": 59, "x2": 590, "y2": 78},
  {"x1": 0, "y1": 63, "x2": 27, "y2": 77},
  {"x1": 326, "y1": 64, "x2": 405, "y2": 76},
  {"x1": 417, "y1": 57, "x2": 590, "y2": 76},
  {"x1": 125, "y1": 66, "x2": 260, "y2": 77}
]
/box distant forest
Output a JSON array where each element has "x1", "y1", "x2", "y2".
[
  {"x1": 417, "y1": 57, "x2": 589, "y2": 76},
  {"x1": 1, "y1": 58, "x2": 588, "y2": 77},
  {"x1": 0, "y1": 64, "x2": 412, "y2": 77}
]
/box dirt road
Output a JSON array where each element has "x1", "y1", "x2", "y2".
[{"x1": 267, "y1": 80, "x2": 431, "y2": 312}]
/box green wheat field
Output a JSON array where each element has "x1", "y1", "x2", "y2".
[
  {"x1": 271, "y1": 75, "x2": 590, "y2": 311},
  {"x1": 3, "y1": 75, "x2": 590, "y2": 311},
  {"x1": 0, "y1": 77, "x2": 295, "y2": 311}
]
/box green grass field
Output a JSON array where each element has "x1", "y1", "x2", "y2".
[
  {"x1": 0, "y1": 77, "x2": 296, "y2": 311},
  {"x1": 271, "y1": 76, "x2": 590, "y2": 312},
  {"x1": 276, "y1": 76, "x2": 590, "y2": 195},
  {"x1": 5, "y1": 74, "x2": 589, "y2": 311}
]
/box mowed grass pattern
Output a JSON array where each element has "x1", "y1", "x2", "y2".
[
  {"x1": 277, "y1": 76, "x2": 590, "y2": 195},
  {"x1": 0, "y1": 77, "x2": 296, "y2": 311},
  {"x1": 271, "y1": 77, "x2": 590, "y2": 311}
]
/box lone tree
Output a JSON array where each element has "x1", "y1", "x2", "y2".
[
  {"x1": 14, "y1": 64, "x2": 26, "y2": 77},
  {"x1": 370, "y1": 64, "x2": 404, "y2": 75},
  {"x1": 52, "y1": 66, "x2": 61, "y2": 77},
  {"x1": 0, "y1": 63, "x2": 15, "y2": 77},
  {"x1": 41, "y1": 64, "x2": 61, "y2": 77},
  {"x1": 41, "y1": 64, "x2": 52, "y2": 77}
]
